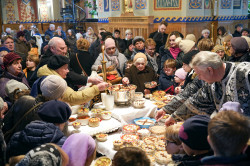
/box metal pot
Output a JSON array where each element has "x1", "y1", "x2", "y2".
[{"x1": 108, "y1": 84, "x2": 137, "y2": 105}]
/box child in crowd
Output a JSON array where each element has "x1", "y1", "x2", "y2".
[
  {"x1": 125, "y1": 60, "x2": 133, "y2": 69},
  {"x1": 113, "y1": 147, "x2": 150, "y2": 166},
  {"x1": 197, "y1": 38, "x2": 214, "y2": 51},
  {"x1": 131, "y1": 36, "x2": 145, "y2": 59},
  {"x1": 201, "y1": 111, "x2": 250, "y2": 165},
  {"x1": 23, "y1": 54, "x2": 40, "y2": 86},
  {"x1": 165, "y1": 122, "x2": 185, "y2": 155},
  {"x1": 174, "y1": 68, "x2": 187, "y2": 94},
  {"x1": 173, "y1": 115, "x2": 212, "y2": 165},
  {"x1": 158, "y1": 59, "x2": 176, "y2": 95}
]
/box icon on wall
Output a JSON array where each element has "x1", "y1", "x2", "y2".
[
  {"x1": 154, "y1": 0, "x2": 182, "y2": 10},
  {"x1": 189, "y1": 0, "x2": 202, "y2": 9}
]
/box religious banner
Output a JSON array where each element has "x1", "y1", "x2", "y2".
[
  {"x1": 135, "y1": 0, "x2": 146, "y2": 9},
  {"x1": 39, "y1": 0, "x2": 48, "y2": 20},
  {"x1": 17, "y1": 0, "x2": 38, "y2": 21},
  {"x1": 154, "y1": 0, "x2": 181, "y2": 10},
  {"x1": 98, "y1": 0, "x2": 104, "y2": 12},
  {"x1": 104, "y1": 0, "x2": 109, "y2": 12},
  {"x1": 111, "y1": 0, "x2": 120, "y2": 11},
  {"x1": 233, "y1": 0, "x2": 241, "y2": 9},
  {"x1": 189, "y1": 0, "x2": 202, "y2": 9},
  {"x1": 243, "y1": 0, "x2": 247, "y2": 10},
  {"x1": 204, "y1": 0, "x2": 211, "y2": 9},
  {"x1": 221, "y1": 0, "x2": 232, "y2": 9},
  {"x1": 5, "y1": 0, "x2": 15, "y2": 23}
]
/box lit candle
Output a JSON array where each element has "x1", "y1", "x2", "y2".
[{"x1": 102, "y1": 45, "x2": 105, "y2": 61}]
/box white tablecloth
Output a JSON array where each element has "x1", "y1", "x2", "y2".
[{"x1": 110, "y1": 99, "x2": 158, "y2": 125}]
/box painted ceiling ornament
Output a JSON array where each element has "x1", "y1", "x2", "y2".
[
  {"x1": 221, "y1": 0, "x2": 232, "y2": 9},
  {"x1": 189, "y1": 0, "x2": 202, "y2": 9},
  {"x1": 22, "y1": 0, "x2": 31, "y2": 5}
]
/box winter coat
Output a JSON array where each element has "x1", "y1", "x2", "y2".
[
  {"x1": 124, "y1": 48, "x2": 133, "y2": 60},
  {"x1": 158, "y1": 71, "x2": 175, "y2": 92},
  {"x1": 70, "y1": 50, "x2": 95, "y2": 76},
  {"x1": 66, "y1": 35, "x2": 77, "y2": 55},
  {"x1": 0, "y1": 71, "x2": 30, "y2": 99},
  {"x1": 2, "y1": 95, "x2": 46, "y2": 143},
  {"x1": 89, "y1": 38, "x2": 102, "y2": 62},
  {"x1": 159, "y1": 46, "x2": 184, "y2": 69},
  {"x1": 131, "y1": 48, "x2": 146, "y2": 60},
  {"x1": 216, "y1": 33, "x2": 232, "y2": 45},
  {"x1": 145, "y1": 52, "x2": 161, "y2": 74},
  {"x1": 149, "y1": 31, "x2": 168, "y2": 53},
  {"x1": 125, "y1": 65, "x2": 157, "y2": 93},
  {"x1": 232, "y1": 30, "x2": 242, "y2": 37},
  {"x1": 44, "y1": 29, "x2": 54, "y2": 38},
  {"x1": 14, "y1": 38, "x2": 31, "y2": 68},
  {"x1": 37, "y1": 65, "x2": 100, "y2": 105},
  {"x1": 7, "y1": 120, "x2": 66, "y2": 159},
  {"x1": 115, "y1": 38, "x2": 126, "y2": 53},
  {"x1": 229, "y1": 52, "x2": 250, "y2": 62}
]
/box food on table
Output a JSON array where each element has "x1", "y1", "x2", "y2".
[
  {"x1": 153, "y1": 96, "x2": 168, "y2": 102},
  {"x1": 141, "y1": 144, "x2": 155, "y2": 154},
  {"x1": 77, "y1": 115, "x2": 90, "y2": 126},
  {"x1": 147, "y1": 155, "x2": 155, "y2": 166},
  {"x1": 101, "y1": 111, "x2": 112, "y2": 120},
  {"x1": 158, "y1": 137, "x2": 166, "y2": 144},
  {"x1": 91, "y1": 109, "x2": 104, "y2": 118},
  {"x1": 123, "y1": 124, "x2": 140, "y2": 134},
  {"x1": 166, "y1": 94, "x2": 175, "y2": 100},
  {"x1": 137, "y1": 128, "x2": 150, "y2": 139},
  {"x1": 150, "y1": 126, "x2": 167, "y2": 136},
  {"x1": 108, "y1": 84, "x2": 137, "y2": 91},
  {"x1": 132, "y1": 99, "x2": 145, "y2": 108},
  {"x1": 155, "y1": 151, "x2": 171, "y2": 165},
  {"x1": 134, "y1": 92, "x2": 143, "y2": 99},
  {"x1": 72, "y1": 122, "x2": 81, "y2": 130},
  {"x1": 96, "y1": 133, "x2": 108, "y2": 142},
  {"x1": 155, "y1": 142, "x2": 166, "y2": 151},
  {"x1": 89, "y1": 117, "x2": 100, "y2": 127},
  {"x1": 160, "y1": 114, "x2": 170, "y2": 122},
  {"x1": 152, "y1": 90, "x2": 166, "y2": 97},
  {"x1": 113, "y1": 140, "x2": 124, "y2": 151},
  {"x1": 153, "y1": 102, "x2": 166, "y2": 109},
  {"x1": 135, "y1": 119, "x2": 155, "y2": 126},
  {"x1": 94, "y1": 157, "x2": 112, "y2": 166},
  {"x1": 121, "y1": 134, "x2": 139, "y2": 143},
  {"x1": 143, "y1": 136, "x2": 158, "y2": 145},
  {"x1": 144, "y1": 81, "x2": 157, "y2": 89},
  {"x1": 145, "y1": 94, "x2": 151, "y2": 99},
  {"x1": 78, "y1": 107, "x2": 89, "y2": 116},
  {"x1": 68, "y1": 117, "x2": 76, "y2": 122}
]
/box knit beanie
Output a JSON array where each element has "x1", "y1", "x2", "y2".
[
  {"x1": 47, "y1": 55, "x2": 69, "y2": 70},
  {"x1": 213, "y1": 45, "x2": 225, "y2": 53},
  {"x1": 40, "y1": 75, "x2": 68, "y2": 100},
  {"x1": 0, "y1": 97, "x2": 4, "y2": 110},
  {"x1": 179, "y1": 115, "x2": 211, "y2": 150},
  {"x1": 104, "y1": 38, "x2": 116, "y2": 49},
  {"x1": 219, "y1": 101, "x2": 244, "y2": 114},
  {"x1": 175, "y1": 68, "x2": 187, "y2": 80},
  {"x1": 16, "y1": 31, "x2": 25, "y2": 38},
  {"x1": 175, "y1": 37, "x2": 195, "y2": 54},
  {"x1": 38, "y1": 100, "x2": 71, "y2": 123},
  {"x1": 0, "y1": 47, "x2": 10, "y2": 53},
  {"x1": 3, "y1": 52, "x2": 22, "y2": 68},
  {"x1": 133, "y1": 52, "x2": 147, "y2": 63},
  {"x1": 241, "y1": 36, "x2": 250, "y2": 48},
  {"x1": 185, "y1": 34, "x2": 196, "y2": 43},
  {"x1": 230, "y1": 37, "x2": 249, "y2": 54},
  {"x1": 132, "y1": 36, "x2": 145, "y2": 45},
  {"x1": 201, "y1": 29, "x2": 210, "y2": 35},
  {"x1": 5, "y1": 79, "x2": 29, "y2": 96},
  {"x1": 182, "y1": 50, "x2": 200, "y2": 65}
]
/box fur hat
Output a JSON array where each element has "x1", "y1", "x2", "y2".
[
  {"x1": 175, "y1": 37, "x2": 195, "y2": 54},
  {"x1": 104, "y1": 38, "x2": 116, "y2": 49},
  {"x1": 175, "y1": 68, "x2": 187, "y2": 80},
  {"x1": 38, "y1": 100, "x2": 71, "y2": 123},
  {"x1": 185, "y1": 34, "x2": 196, "y2": 43},
  {"x1": 213, "y1": 45, "x2": 224, "y2": 53},
  {"x1": 201, "y1": 29, "x2": 210, "y2": 35},
  {"x1": 132, "y1": 36, "x2": 145, "y2": 45},
  {"x1": 40, "y1": 75, "x2": 68, "y2": 100},
  {"x1": 47, "y1": 55, "x2": 69, "y2": 70},
  {"x1": 5, "y1": 79, "x2": 29, "y2": 99},
  {"x1": 182, "y1": 50, "x2": 200, "y2": 65},
  {"x1": 230, "y1": 37, "x2": 249, "y2": 54},
  {"x1": 3, "y1": 52, "x2": 21, "y2": 68},
  {"x1": 133, "y1": 52, "x2": 147, "y2": 63},
  {"x1": 179, "y1": 115, "x2": 211, "y2": 150}
]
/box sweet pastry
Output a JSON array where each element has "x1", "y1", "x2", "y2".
[
  {"x1": 101, "y1": 111, "x2": 112, "y2": 120},
  {"x1": 89, "y1": 118, "x2": 100, "y2": 127},
  {"x1": 144, "y1": 81, "x2": 157, "y2": 89},
  {"x1": 147, "y1": 155, "x2": 155, "y2": 166},
  {"x1": 141, "y1": 144, "x2": 155, "y2": 154},
  {"x1": 150, "y1": 125, "x2": 167, "y2": 136},
  {"x1": 135, "y1": 119, "x2": 155, "y2": 126},
  {"x1": 160, "y1": 114, "x2": 170, "y2": 123},
  {"x1": 121, "y1": 134, "x2": 139, "y2": 143},
  {"x1": 152, "y1": 90, "x2": 166, "y2": 97},
  {"x1": 134, "y1": 92, "x2": 143, "y2": 99},
  {"x1": 72, "y1": 122, "x2": 81, "y2": 130},
  {"x1": 113, "y1": 140, "x2": 124, "y2": 151},
  {"x1": 78, "y1": 107, "x2": 89, "y2": 116},
  {"x1": 123, "y1": 124, "x2": 140, "y2": 134},
  {"x1": 155, "y1": 151, "x2": 171, "y2": 165},
  {"x1": 94, "y1": 157, "x2": 112, "y2": 166},
  {"x1": 155, "y1": 142, "x2": 166, "y2": 151},
  {"x1": 137, "y1": 128, "x2": 150, "y2": 140},
  {"x1": 153, "y1": 102, "x2": 166, "y2": 109},
  {"x1": 158, "y1": 137, "x2": 166, "y2": 144},
  {"x1": 132, "y1": 99, "x2": 145, "y2": 108},
  {"x1": 96, "y1": 133, "x2": 108, "y2": 142},
  {"x1": 91, "y1": 109, "x2": 104, "y2": 118},
  {"x1": 77, "y1": 115, "x2": 90, "y2": 126},
  {"x1": 143, "y1": 136, "x2": 158, "y2": 145}
]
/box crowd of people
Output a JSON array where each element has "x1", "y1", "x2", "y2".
[{"x1": 0, "y1": 21, "x2": 249, "y2": 165}]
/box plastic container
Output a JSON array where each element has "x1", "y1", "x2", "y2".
[{"x1": 134, "y1": 117, "x2": 156, "y2": 129}]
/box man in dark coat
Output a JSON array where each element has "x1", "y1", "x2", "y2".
[
  {"x1": 44, "y1": 24, "x2": 55, "y2": 39},
  {"x1": 232, "y1": 24, "x2": 243, "y2": 37},
  {"x1": 89, "y1": 28, "x2": 106, "y2": 61},
  {"x1": 149, "y1": 21, "x2": 168, "y2": 53},
  {"x1": 113, "y1": 29, "x2": 126, "y2": 53}
]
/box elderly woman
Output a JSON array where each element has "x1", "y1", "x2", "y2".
[
  {"x1": 91, "y1": 37, "x2": 127, "y2": 76},
  {"x1": 85, "y1": 27, "x2": 97, "y2": 45},
  {"x1": 70, "y1": 38, "x2": 94, "y2": 76},
  {"x1": 229, "y1": 37, "x2": 250, "y2": 62},
  {"x1": 0, "y1": 53, "x2": 29, "y2": 99},
  {"x1": 122, "y1": 53, "x2": 157, "y2": 93}
]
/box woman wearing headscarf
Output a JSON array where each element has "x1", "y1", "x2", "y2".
[
  {"x1": 85, "y1": 27, "x2": 97, "y2": 45},
  {"x1": 62, "y1": 133, "x2": 96, "y2": 166},
  {"x1": 229, "y1": 37, "x2": 250, "y2": 62}
]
